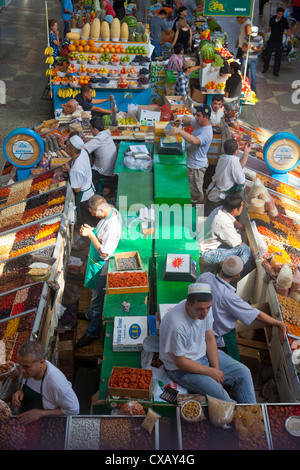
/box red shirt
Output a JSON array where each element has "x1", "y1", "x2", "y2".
[{"x1": 104, "y1": 1, "x2": 116, "y2": 17}]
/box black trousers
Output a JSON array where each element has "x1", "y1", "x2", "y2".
[{"x1": 262, "y1": 40, "x2": 283, "y2": 74}]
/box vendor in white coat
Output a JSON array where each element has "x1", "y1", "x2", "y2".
[
  {"x1": 205, "y1": 138, "x2": 251, "y2": 215},
  {"x1": 62, "y1": 135, "x2": 96, "y2": 226},
  {"x1": 76, "y1": 195, "x2": 122, "y2": 347},
  {"x1": 12, "y1": 341, "x2": 79, "y2": 424}
]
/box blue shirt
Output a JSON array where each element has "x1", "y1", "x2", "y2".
[
  {"x1": 49, "y1": 32, "x2": 60, "y2": 58},
  {"x1": 61, "y1": 0, "x2": 73, "y2": 22},
  {"x1": 197, "y1": 272, "x2": 259, "y2": 347},
  {"x1": 187, "y1": 124, "x2": 213, "y2": 169}
]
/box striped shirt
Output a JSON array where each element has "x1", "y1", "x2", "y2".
[
  {"x1": 174, "y1": 71, "x2": 189, "y2": 96},
  {"x1": 243, "y1": 35, "x2": 263, "y2": 60}
]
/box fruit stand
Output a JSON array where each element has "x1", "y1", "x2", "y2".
[{"x1": 51, "y1": 16, "x2": 152, "y2": 112}]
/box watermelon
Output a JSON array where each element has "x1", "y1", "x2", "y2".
[
  {"x1": 199, "y1": 39, "x2": 211, "y2": 49},
  {"x1": 200, "y1": 43, "x2": 215, "y2": 62},
  {"x1": 121, "y1": 15, "x2": 137, "y2": 28}
]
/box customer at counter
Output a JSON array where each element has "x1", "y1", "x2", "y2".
[
  {"x1": 209, "y1": 94, "x2": 224, "y2": 128},
  {"x1": 12, "y1": 341, "x2": 79, "y2": 424},
  {"x1": 168, "y1": 104, "x2": 213, "y2": 205},
  {"x1": 159, "y1": 282, "x2": 257, "y2": 403},
  {"x1": 62, "y1": 135, "x2": 96, "y2": 226},
  {"x1": 76, "y1": 195, "x2": 122, "y2": 347},
  {"x1": 168, "y1": 43, "x2": 184, "y2": 72},
  {"x1": 75, "y1": 85, "x2": 118, "y2": 118},
  {"x1": 174, "y1": 59, "x2": 204, "y2": 97},
  {"x1": 197, "y1": 256, "x2": 290, "y2": 361}
]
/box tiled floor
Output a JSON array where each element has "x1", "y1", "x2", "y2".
[{"x1": 0, "y1": 0, "x2": 300, "y2": 166}]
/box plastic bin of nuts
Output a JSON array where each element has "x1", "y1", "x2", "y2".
[{"x1": 180, "y1": 399, "x2": 204, "y2": 423}]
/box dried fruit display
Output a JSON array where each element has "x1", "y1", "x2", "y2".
[
  {"x1": 109, "y1": 366, "x2": 152, "y2": 390},
  {"x1": 108, "y1": 271, "x2": 147, "y2": 288},
  {"x1": 0, "y1": 188, "x2": 66, "y2": 234},
  {"x1": 0, "y1": 283, "x2": 44, "y2": 321},
  {"x1": 0, "y1": 217, "x2": 61, "y2": 262},
  {"x1": 99, "y1": 417, "x2": 155, "y2": 450},
  {"x1": 267, "y1": 405, "x2": 300, "y2": 450},
  {"x1": 0, "y1": 311, "x2": 36, "y2": 362},
  {"x1": 181, "y1": 405, "x2": 268, "y2": 450}
]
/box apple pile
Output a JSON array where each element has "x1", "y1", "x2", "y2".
[
  {"x1": 127, "y1": 66, "x2": 138, "y2": 75},
  {"x1": 88, "y1": 54, "x2": 99, "y2": 64},
  {"x1": 111, "y1": 53, "x2": 120, "y2": 64},
  {"x1": 120, "y1": 66, "x2": 128, "y2": 75},
  {"x1": 109, "y1": 69, "x2": 119, "y2": 75},
  {"x1": 67, "y1": 64, "x2": 77, "y2": 74}
]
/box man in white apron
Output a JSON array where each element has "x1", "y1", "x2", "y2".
[{"x1": 76, "y1": 195, "x2": 122, "y2": 347}]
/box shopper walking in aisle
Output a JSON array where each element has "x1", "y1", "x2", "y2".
[
  {"x1": 61, "y1": 0, "x2": 73, "y2": 38},
  {"x1": 242, "y1": 26, "x2": 263, "y2": 93},
  {"x1": 174, "y1": 59, "x2": 203, "y2": 97},
  {"x1": 76, "y1": 195, "x2": 122, "y2": 347},
  {"x1": 168, "y1": 43, "x2": 184, "y2": 72},
  {"x1": 288, "y1": 0, "x2": 300, "y2": 38},
  {"x1": 197, "y1": 256, "x2": 289, "y2": 361},
  {"x1": 169, "y1": 18, "x2": 193, "y2": 53},
  {"x1": 262, "y1": 7, "x2": 294, "y2": 76},
  {"x1": 12, "y1": 341, "x2": 79, "y2": 424},
  {"x1": 149, "y1": 9, "x2": 168, "y2": 59},
  {"x1": 168, "y1": 104, "x2": 213, "y2": 205},
  {"x1": 159, "y1": 283, "x2": 257, "y2": 403},
  {"x1": 172, "y1": 5, "x2": 188, "y2": 31},
  {"x1": 205, "y1": 138, "x2": 251, "y2": 215},
  {"x1": 62, "y1": 135, "x2": 96, "y2": 226},
  {"x1": 136, "y1": 0, "x2": 151, "y2": 23},
  {"x1": 113, "y1": 0, "x2": 126, "y2": 20},
  {"x1": 235, "y1": 16, "x2": 251, "y2": 60}
]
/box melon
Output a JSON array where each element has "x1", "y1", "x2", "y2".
[
  {"x1": 100, "y1": 21, "x2": 110, "y2": 41},
  {"x1": 111, "y1": 17, "x2": 120, "y2": 41},
  {"x1": 200, "y1": 43, "x2": 215, "y2": 62},
  {"x1": 81, "y1": 22, "x2": 91, "y2": 40},
  {"x1": 66, "y1": 32, "x2": 81, "y2": 41},
  {"x1": 90, "y1": 18, "x2": 101, "y2": 40},
  {"x1": 120, "y1": 22, "x2": 129, "y2": 41}
]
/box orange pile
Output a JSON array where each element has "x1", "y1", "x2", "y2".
[
  {"x1": 72, "y1": 39, "x2": 99, "y2": 53},
  {"x1": 98, "y1": 42, "x2": 126, "y2": 54}
]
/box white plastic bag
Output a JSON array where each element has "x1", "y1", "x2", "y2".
[
  {"x1": 287, "y1": 46, "x2": 298, "y2": 62},
  {"x1": 277, "y1": 263, "x2": 293, "y2": 289}
]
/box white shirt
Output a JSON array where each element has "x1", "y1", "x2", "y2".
[
  {"x1": 197, "y1": 272, "x2": 259, "y2": 347},
  {"x1": 20, "y1": 360, "x2": 79, "y2": 415},
  {"x1": 69, "y1": 149, "x2": 94, "y2": 202},
  {"x1": 159, "y1": 300, "x2": 214, "y2": 370},
  {"x1": 206, "y1": 153, "x2": 245, "y2": 202},
  {"x1": 84, "y1": 130, "x2": 117, "y2": 177},
  {"x1": 96, "y1": 206, "x2": 122, "y2": 260},
  {"x1": 199, "y1": 207, "x2": 242, "y2": 251},
  {"x1": 238, "y1": 18, "x2": 251, "y2": 47},
  {"x1": 209, "y1": 107, "x2": 224, "y2": 126}
]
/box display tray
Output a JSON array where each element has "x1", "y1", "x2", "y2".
[
  {"x1": 107, "y1": 270, "x2": 149, "y2": 294},
  {"x1": 114, "y1": 251, "x2": 143, "y2": 271},
  {"x1": 265, "y1": 404, "x2": 300, "y2": 450},
  {"x1": 65, "y1": 415, "x2": 158, "y2": 451},
  {"x1": 0, "y1": 186, "x2": 67, "y2": 235},
  {"x1": 176, "y1": 404, "x2": 271, "y2": 450},
  {"x1": 0, "y1": 282, "x2": 45, "y2": 323},
  {"x1": 108, "y1": 366, "x2": 153, "y2": 399}
]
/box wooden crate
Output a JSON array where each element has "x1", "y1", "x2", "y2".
[
  {"x1": 114, "y1": 251, "x2": 143, "y2": 271},
  {"x1": 108, "y1": 367, "x2": 153, "y2": 399}
]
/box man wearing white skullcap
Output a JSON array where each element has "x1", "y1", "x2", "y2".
[
  {"x1": 159, "y1": 282, "x2": 257, "y2": 403},
  {"x1": 197, "y1": 255, "x2": 289, "y2": 360},
  {"x1": 62, "y1": 135, "x2": 96, "y2": 225}
]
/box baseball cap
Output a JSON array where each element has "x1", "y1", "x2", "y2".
[
  {"x1": 196, "y1": 104, "x2": 211, "y2": 118},
  {"x1": 70, "y1": 135, "x2": 84, "y2": 150},
  {"x1": 183, "y1": 59, "x2": 196, "y2": 70},
  {"x1": 251, "y1": 26, "x2": 258, "y2": 36},
  {"x1": 221, "y1": 256, "x2": 244, "y2": 276}
]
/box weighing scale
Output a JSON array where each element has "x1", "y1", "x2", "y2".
[
  {"x1": 3, "y1": 128, "x2": 45, "y2": 181},
  {"x1": 158, "y1": 137, "x2": 183, "y2": 156},
  {"x1": 163, "y1": 253, "x2": 198, "y2": 282},
  {"x1": 263, "y1": 132, "x2": 300, "y2": 183}
]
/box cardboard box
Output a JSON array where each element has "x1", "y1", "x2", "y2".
[
  {"x1": 164, "y1": 96, "x2": 189, "y2": 110},
  {"x1": 191, "y1": 88, "x2": 206, "y2": 104},
  {"x1": 113, "y1": 316, "x2": 148, "y2": 351},
  {"x1": 108, "y1": 367, "x2": 153, "y2": 399},
  {"x1": 138, "y1": 105, "x2": 161, "y2": 126},
  {"x1": 158, "y1": 304, "x2": 177, "y2": 322}
]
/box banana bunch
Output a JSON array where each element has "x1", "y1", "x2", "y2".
[
  {"x1": 247, "y1": 92, "x2": 258, "y2": 104},
  {"x1": 57, "y1": 88, "x2": 80, "y2": 98},
  {"x1": 45, "y1": 68, "x2": 53, "y2": 76},
  {"x1": 44, "y1": 46, "x2": 54, "y2": 55},
  {"x1": 45, "y1": 56, "x2": 54, "y2": 64}
]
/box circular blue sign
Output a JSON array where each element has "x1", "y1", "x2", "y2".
[
  {"x1": 263, "y1": 132, "x2": 300, "y2": 175},
  {"x1": 3, "y1": 127, "x2": 45, "y2": 169}
]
